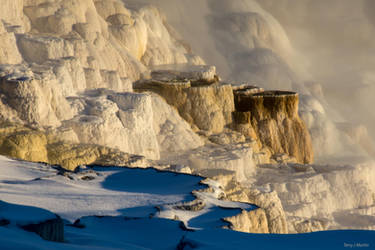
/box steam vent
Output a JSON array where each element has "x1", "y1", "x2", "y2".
[{"x1": 233, "y1": 87, "x2": 313, "y2": 164}]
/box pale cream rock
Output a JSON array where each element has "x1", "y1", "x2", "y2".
[
  {"x1": 93, "y1": 0, "x2": 131, "y2": 20},
  {"x1": 17, "y1": 34, "x2": 75, "y2": 64},
  {"x1": 0, "y1": 0, "x2": 25, "y2": 26},
  {"x1": 65, "y1": 93, "x2": 160, "y2": 160},
  {"x1": 109, "y1": 10, "x2": 148, "y2": 60},
  {"x1": 151, "y1": 93, "x2": 204, "y2": 155},
  {"x1": 225, "y1": 185, "x2": 288, "y2": 234},
  {"x1": 109, "y1": 92, "x2": 160, "y2": 159},
  {"x1": 248, "y1": 161, "x2": 375, "y2": 233},
  {"x1": 0, "y1": 66, "x2": 74, "y2": 128},
  {"x1": 198, "y1": 170, "x2": 288, "y2": 234},
  {"x1": 0, "y1": 22, "x2": 23, "y2": 64},
  {"x1": 224, "y1": 208, "x2": 269, "y2": 234},
  {"x1": 208, "y1": 130, "x2": 246, "y2": 145},
  {"x1": 140, "y1": 6, "x2": 188, "y2": 66},
  {"x1": 182, "y1": 143, "x2": 256, "y2": 182},
  {"x1": 293, "y1": 219, "x2": 328, "y2": 233}
]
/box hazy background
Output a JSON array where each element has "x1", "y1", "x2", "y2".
[
  {"x1": 258, "y1": 0, "x2": 375, "y2": 139},
  {"x1": 126, "y1": 0, "x2": 375, "y2": 162}
]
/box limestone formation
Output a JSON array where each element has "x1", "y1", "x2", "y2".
[
  {"x1": 134, "y1": 66, "x2": 234, "y2": 134},
  {"x1": 0, "y1": 130, "x2": 48, "y2": 163},
  {"x1": 168, "y1": 143, "x2": 256, "y2": 183},
  {"x1": 0, "y1": 0, "x2": 211, "y2": 164},
  {"x1": 191, "y1": 171, "x2": 288, "y2": 234},
  {"x1": 150, "y1": 93, "x2": 204, "y2": 156},
  {"x1": 219, "y1": 175, "x2": 288, "y2": 234},
  {"x1": 47, "y1": 142, "x2": 147, "y2": 171},
  {"x1": 0, "y1": 22, "x2": 23, "y2": 64},
  {"x1": 251, "y1": 161, "x2": 375, "y2": 233},
  {"x1": 0, "y1": 67, "x2": 74, "y2": 128},
  {"x1": 0, "y1": 121, "x2": 147, "y2": 171},
  {"x1": 224, "y1": 208, "x2": 269, "y2": 234},
  {"x1": 233, "y1": 87, "x2": 314, "y2": 164},
  {"x1": 67, "y1": 93, "x2": 160, "y2": 160}
]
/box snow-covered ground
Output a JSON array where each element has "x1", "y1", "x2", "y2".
[{"x1": 1, "y1": 156, "x2": 375, "y2": 249}]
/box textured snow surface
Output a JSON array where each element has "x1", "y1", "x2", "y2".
[
  {"x1": 0, "y1": 156, "x2": 202, "y2": 222},
  {"x1": 1, "y1": 156, "x2": 374, "y2": 249}
]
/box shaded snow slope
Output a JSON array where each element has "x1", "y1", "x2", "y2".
[
  {"x1": 1, "y1": 156, "x2": 375, "y2": 249},
  {"x1": 0, "y1": 156, "x2": 202, "y2": 222},
  {"x1": 1, "y1": 205, "x2": 375, "y2": 249}
]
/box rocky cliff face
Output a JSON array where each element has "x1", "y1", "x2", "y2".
[
  {"x1": 134, "y1": 65, "x2": 234, "y2": 134},
  {"x1": 0, "y1": 0, "x2": 207, "y2": 161},
  {"x1": 135, "y1": 66, "x2": 312, "y2": 165},
  {"x1": 234, "y1": 89, "x2": 313, "y2": 164}
]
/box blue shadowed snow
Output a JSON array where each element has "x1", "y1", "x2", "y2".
[
  {"x1": 188, "y1": 206, "x2": 243, "y2": 229},
  {"x1": 1, "y1": 160, "x2": 374, "y2": 250},
  {"x1": 66, "y1": 216, "x2": 185, "y2": 250},
  {"x1": 98, "y1": 167, "x2": 204, "y2": 196},
  {"x1": 0, "y1": 201, "x2": 57, "y2": 226},
  {"x1": 184, "y1": 229, "x2": 375, "y2": 250}
]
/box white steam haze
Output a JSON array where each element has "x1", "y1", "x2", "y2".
[{"x1": 124, "y1": 0, "x2": 375, "y2": 164}]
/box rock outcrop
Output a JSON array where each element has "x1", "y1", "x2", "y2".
[
  {"x1": 233, "y1": 87, "x2": 314, "y2": 164},
  {"x1": 0, "y1": 121, "x2": 147, "y2": 170},
  {"x1": 0, "y1": 130, "x2": 48, "y2": 163},
  {"x1": 195, "y1": 171, "x2": 288, "y2": 234},
  {"x1": 0, "y1": 0, "x2": 206, "y2": 163},
  {"x1": 134, "y1": 65, "x2": 234, "y2": 134},
  {"x1": 223, "y1": 208, "x2": 269, "y2": 234}
]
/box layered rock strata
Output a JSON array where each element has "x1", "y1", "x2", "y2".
[
  {"x1": 134, "y1": 66, "x2": 234, "y2": 134},
  {"x1": 136, "y1": 69, "x2": 313, "y2": 165},
  {"x1": 233, "y1": 88, "x2": 314, "y2": 164}
]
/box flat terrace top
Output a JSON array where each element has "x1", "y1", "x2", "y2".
[{"x1": 252, "y1": 90, "x2": 298, "y2": 97}]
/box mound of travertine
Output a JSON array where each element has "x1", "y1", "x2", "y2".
[
  {"x1": 134, "y1": 65, "x2": 234, "y2": 134},
  {"x1": 0, "y1": 0, "x2": 206, "y2": 161},
  {"x1": 0, "y1": 121, "x2": 147, "y2": 170},
  {"x1": 193, "y1": 169, "x2": 288, "y2": 234},
  {"x1": 135, "y1": 66, "x2": 313, "y2": 164}
]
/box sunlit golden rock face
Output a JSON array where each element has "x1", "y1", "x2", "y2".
[
  {"x1": 134, "y1": 66, "x2": 235, "y2": 134},
  {"x1": 234, "y1": 88, "x2": 314, "y2": 164},
  {"x1": 0, "y1": 121, "x2": 147, "y2": 171}
]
